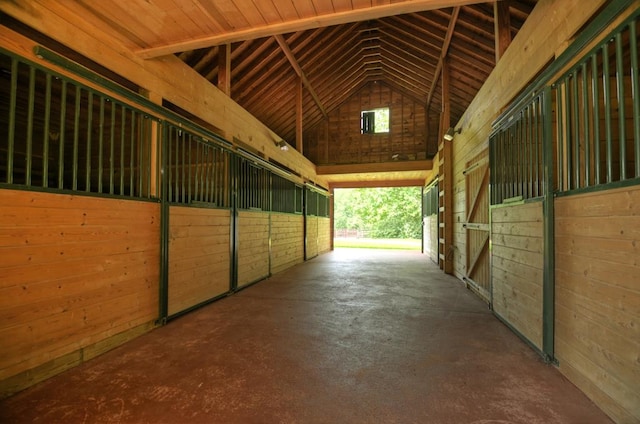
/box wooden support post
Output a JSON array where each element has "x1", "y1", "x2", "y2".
[
  {"x1": 141, "y1": 89, "x2": 162, "y2": 198},
  {"x1": 218, "y1": 43, "x2": 231, "y2": 96},
  {"x1": 494, "y1": 1, "x2": 512, "y2": 62},
  {"x1": 438, "y1": 58, "x2": 454, "y2": 275},
  {"x1": 296, "y1": 76, "x2": 304, "y2": 155}
]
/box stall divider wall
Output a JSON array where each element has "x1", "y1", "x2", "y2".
[
  {"x1": 488, "y1": 5, "x2": 640, "y2": 421},
  {"x1": 0, "y1": 44, "x2": 332, "y2": 397}
]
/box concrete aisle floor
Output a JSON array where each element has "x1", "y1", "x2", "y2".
[{"x1": 1, "y1": 249, "x2": 611, "y2": 424}]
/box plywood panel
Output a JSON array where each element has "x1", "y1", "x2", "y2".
[
  {"x1": 555, "y1": 186, "x2": 640, "y2": 423},
  {"x1": 168, "y1": 206, "x2": 230, "y2": 316},
  {"x1": 491, "y1": 200, "x2": 543, "y2": 349},
  {"x1": 306, "y1": 216, "x2": 319, "y2": 259},
  {"x1": 270, "y1": 213, "x2": 304, "y2": 274},
  {"x1": 317, "y1": 217, "x2": 331, "y2": 254},
  {"x1": 0, "y1": 189, "x2": 159, "y2": 393},
  {"x1": 237, "y1": 210, "x2": 269, "y2": 287}
]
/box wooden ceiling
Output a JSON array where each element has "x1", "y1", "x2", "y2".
[{"x1": 12, "y1": 0, "x2": 537, "y2": 185}]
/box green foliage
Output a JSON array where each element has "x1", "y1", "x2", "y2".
[{"x1": 334, "y1": 187, "x2": 421, "y2": 239}]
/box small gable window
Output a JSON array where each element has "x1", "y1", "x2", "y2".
[{"x1": 361, "y1": 107, "x2": 389, "y2": 134}]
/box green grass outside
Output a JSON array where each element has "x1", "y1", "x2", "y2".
[{"x1": 333, "y1": 238, "x2": 421, "y2": 250}]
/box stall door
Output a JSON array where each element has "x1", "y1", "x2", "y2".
[{"x1": 464, "y1": 150, "x2": 490, "y2": 301}]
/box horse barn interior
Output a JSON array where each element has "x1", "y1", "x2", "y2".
[{"x1": 0, "y1": 0, "x2": 639, "y2": 422}]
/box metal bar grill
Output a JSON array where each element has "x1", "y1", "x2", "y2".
[
  {"x1": 489, "y1": 92, "x2": 547, "y2": 205},
  {"x1": 0, "y1": 50, "x2": 155, "y2": 199},
  {"x1": 552, "y1": 15, "x2": 638, "y2": 194},
  {"x1": 164, "y1": 122, "x2": 230, "y2": 207}
]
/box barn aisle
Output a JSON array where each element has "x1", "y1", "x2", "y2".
[{"x1": 0, "y1": 249, "x2": 610, "y2": 423}]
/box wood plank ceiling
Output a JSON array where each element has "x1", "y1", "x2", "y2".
[{"x1": 60, "y1": 0, "x2": 536, "y2": 176}]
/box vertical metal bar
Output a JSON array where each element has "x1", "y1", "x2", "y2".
[
  {"x1": 58, "y1": 80, "x2": 67, "y2": 189},
  {"x1": 194, "y1": 140, "x2": 200, "y2": 202},
  {"x1": 615, "y1": 32, "x2": 627, "y2": 180},
  {"x1": 130, "y1": 111, "x2": 136, "y2": 196},
  {"x1": 542, "y1": 85, "x2": 555, "y2": 363},
  {"x1": 139, "y1": 117, "x2": 146, "y2": 197},
  {"x1": 26, "y1": 66, "x2": 36, "y2": 187},
  {"x1": 167, "y1": 126, "x2": 173, "y2": 202},
  {"x1": 592, "y1": 53, "x2": 602, "y2": 185},
  {"x1": 631, "y1": 20, "x2": 640, "y2": 178},
  {"x1": 187, "y1": 134, "x2": 192, "y2": 204},
  {"x1": 119, "y1": 107, "x2": 126, "y2": 195},
  {"x1": 527, "y1": 104, "x2": 533, "y2": 198},
  {"x1": 72, "y1": 86, "x2": 81, "y2": 190},
  {"x1": 98, "y1": 96, "x2": 104, "y2": 193},
  {"x1": 564, "y1": 77, "x2": 574, "y2": 190},
  {"x1": 43, "y1": 73, "x2": 52, "y2": 188},
  {"x1": 109, "y1": 100, "x2": 116, "y2": 194},
  {"x1": 603, "y1": 42, "x2": 614, "y2": 183},
  {"x1": 582, "y1": 62, "x2": 591, "y2": 187},
  {"x1": 571, "y1": 73, "x2": 580, "y2": 189},
  {"x1": 85, "y1": 92, "x2": 93, "y2": 192},
  {"x1": 180, "y1": 131, "x2": 186, "y2": 204},
  {"x1": 174, "y1": 128, "x2": 180, "y2": 202},
  {"x1": 203, "y1": 146, "x2": 209, "y2": 203},
  {"x1": 145, "y1": 118, "x2": 151, "y2": 197},
  {"x1": 158, "y1": 121, "x2": 169, "y2": 325},
  {"x1": 532, "y1": 96, "x2": 536, "y2": 197},
  {"x1": 555, "y1": 84, "x2": 564, "y2": 191},
  {"x1": 6, "y1": 58, "x2": 18, "y2": 184}
]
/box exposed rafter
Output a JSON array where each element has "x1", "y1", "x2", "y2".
[
  {"x1": 426, "y1": 6, "x2": 461, "y2": 110},
  {"x1": 275, "y1": 34, "x2": 327, "y2": 118}
]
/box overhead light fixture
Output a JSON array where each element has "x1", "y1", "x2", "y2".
[
  {"x1": 444, "y1": 127, "x2": 461, "y2": 141},
  {"x1": 274, "y1": 139, "x2": 289, "y2": 151}
]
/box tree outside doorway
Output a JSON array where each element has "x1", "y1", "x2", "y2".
[{"x1": 333, "y1": 187, "x2": 421, "y2": 250}]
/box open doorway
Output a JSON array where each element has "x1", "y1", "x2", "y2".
[{"x1": 333, "y1": 187, "x2": 421, "y2": 250}]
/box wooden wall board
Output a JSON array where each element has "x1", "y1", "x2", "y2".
[
  {"x1": 491, "y1": 200, "x2": 543, "y2": 349},
  {"x1": 306, "y1": 81, "x2": 428, "y2": 165},
  {"x1": 317, "y1": 217, "x2": 331, "y2": 254},
  {"x1": 0, "y1": 189, "x2": 159, "y2": 390},
  {"x1": 270, "y1": 213, "x2": 304, "y2": 275},
  {"x1": 237, "y1": 210, "x2": 270, "y2": 287},
  {"x1": 555, "y1": 186, "x2": 640, "y2": 423},
  {"x1": 168, "y1": 206, "x2": 231, "y2": 316},
  {"x1": 306, "y1": 216, "x2": 319, "y2": 259}
]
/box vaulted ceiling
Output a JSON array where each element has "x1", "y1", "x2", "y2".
[{"x1": 42, "y1": 0, "x2": 537, "y2": 162}]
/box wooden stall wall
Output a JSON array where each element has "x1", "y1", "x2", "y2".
[
  {"x1": 555, "y1": 186, "x2": 640, "y2": 422},
  {"x1": 270, "y1": 213, "x2": 304, "y2": 275},
  {"x1": 168, "y1": 206, "x2": 231, "y2": 316},
  {"x1": 237, "y1": 210, "x2": 270, "y2": 288},
  {"x1": 448, "y1": 0, "x2": 611, "y2": 282},
  {"x1": 304, "y1": 81, "x2": 427, "y2": 165},
  {"x1": 305, "y1": 216, "x2": 319, "y2": 259},
  {"x1": 0, "y1": 189, "x2": 159, "y2": 397},
  {"x1": 491, "y1": 201, "x2": 544, "y2": 350},
  {"x1": 317, "y1": 217, "x2": 331, "y2": 254}
]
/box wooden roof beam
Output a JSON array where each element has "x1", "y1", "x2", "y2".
[
  {"x1": 426, "y1": 6, "x2": 460, "y2": 110},
  {"x1": 137, "y1": 0, "x2": 491, "y2": 58},
  {"x1": 275, "y1": 34, "x2": 327, "y2": 118}
]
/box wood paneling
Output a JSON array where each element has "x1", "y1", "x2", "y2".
[
  {"x1": 168, "y1": 206, "x2": 230, "y2": 316},
  {"x1": 306, "y1": 216, "x2": 319, "y2": 259},
  {"x1": 306, "y1": 81, "x2": 427, "y2": 165},
  {"x1": 555, "y1": 187, "x2": 640, "y2": 423},
  {"x1": 491, "y1": 200, "x2": 543, "y2": 350},
  {"x1": 317, "y1": 217, "x2": 331, "y2": 254},
  {"x1": 270, "y1": 213, "x2": 304, "y2": 274},
  {"x1": 237, "y1": 210, "x2": 270, "y2": 287},
  {"x1": 0, "y1": 189, "x2": 159, "y2": 396}
]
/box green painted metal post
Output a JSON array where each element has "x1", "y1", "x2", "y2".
[{"x1": 542, "y1": 86, "x2": 555, "y2": 363}]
